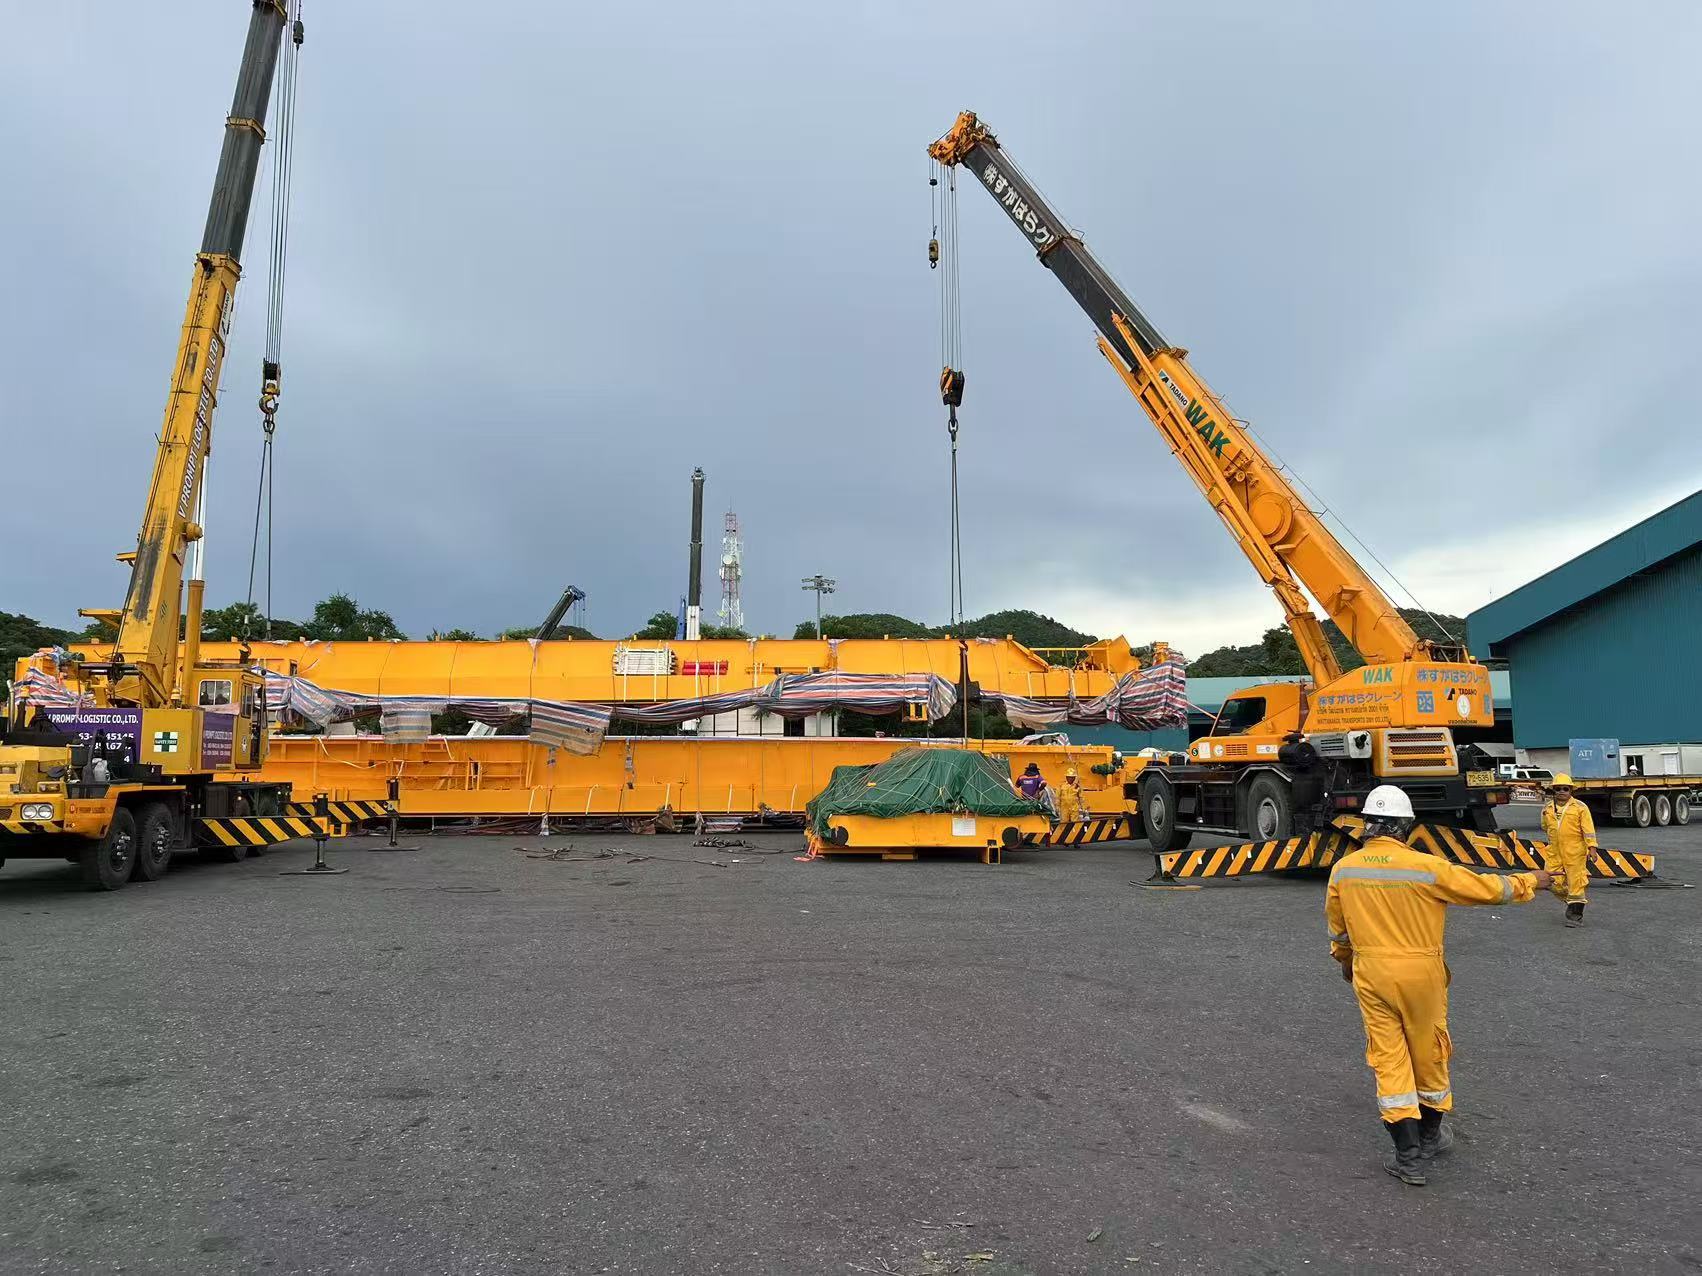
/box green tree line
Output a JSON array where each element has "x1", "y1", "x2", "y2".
[{"x1": 1184, "y1": 609, "x2": 1471, "y2": 677}]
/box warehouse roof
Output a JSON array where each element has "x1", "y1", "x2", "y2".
[{"x1": 1468, "y1": 489, "x2": 1702, "y2": 654}]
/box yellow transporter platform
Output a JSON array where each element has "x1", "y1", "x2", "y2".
[
  {"x1": 249, "y1": 733, "x2": 1130, "y2": 823},
  {"x1": 810, "y1": 811, "x2": 1053, "y2": 863}
]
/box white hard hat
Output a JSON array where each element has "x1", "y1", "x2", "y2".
[{"x1": 1363, "y1": 785, "x2": 1415, "y2": 820}]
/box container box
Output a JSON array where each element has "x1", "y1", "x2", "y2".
[{"x1": 1568, "y1": 738, "x2": 1621, "y2": 779}]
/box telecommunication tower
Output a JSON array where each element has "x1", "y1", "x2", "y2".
[{"x1": 718, "y1": 511, "x2": 744, "y2": 631}]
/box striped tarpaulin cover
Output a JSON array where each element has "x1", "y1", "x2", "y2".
[
  {"x1": 759, "y1": 672, "x2": 957, "y2": 720},
  {"x1": 578, "y1": 673, "x2": 956, "y2": 727},
  {"x1": 263, "y1": 672, "x2": 612, "y2": 754},
  {"x1": 15, "y1": 668, "x2": 92, "y2": 710},
  {"x1": 528, "y1": 699, "x2": 613, "y2": 755},
  {"x1": 993, "y1": 655, "x2": 1189, "y2": 732}
]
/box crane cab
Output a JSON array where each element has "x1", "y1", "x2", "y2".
[
  {"x1": 183, "y1": 662, "x2": 269, "y2": 772},
  {"x1": 1188, "y1": 681, "x2": 1307, "y2": 766}
]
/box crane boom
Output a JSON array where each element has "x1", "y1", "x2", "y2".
[
  {"x1": 930, "y1": 112, "x2": 1446, "y2": 680},
  {"x1": 104, "y1": 0, "x2": 289, "y2": 708}
]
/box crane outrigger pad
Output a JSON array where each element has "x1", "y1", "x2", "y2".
[{"x1": 1150, "y1": 824, "x2": 1655, "y2": 883}]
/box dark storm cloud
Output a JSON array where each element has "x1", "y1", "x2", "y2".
[{"x1": 3, "y1": 1, "x2": 1698, "y2": 651}]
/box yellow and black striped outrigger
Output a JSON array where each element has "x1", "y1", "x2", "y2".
[
  {"x1": 194, "y1": 814, "x2": 339, "y2": 849},
  {"x1": 1152, "y1": 823, "x2": 1655, "y2": 883},
  {"x1": 286, "y1": 799, "x2": 390, "y2": 829},
  {"x1": 1040, "y1": 816, "x2": 1136, "y2": 846}
]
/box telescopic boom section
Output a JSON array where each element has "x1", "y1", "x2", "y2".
[
  {"x1": 104, "y1": 0, "x2": 288, "y2": 707},
  {"x1": 930, "y1": 112, "x2": 1441, "y2": 678}
]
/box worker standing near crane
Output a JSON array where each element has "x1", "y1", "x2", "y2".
[
  {"x1": 1056, "y1": 768, "x2": 1086, "y2": 822},
  {"x1": 1326, "y1": 786, "x2": 1550, "y2": 1186},
  {"x1": 1541, "y1": 774, "x2": 1597, "y2": 927}
]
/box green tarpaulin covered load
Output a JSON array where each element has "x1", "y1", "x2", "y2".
[{"x1": 805, "y1": 747, "x2": 1045, "y2": 841}]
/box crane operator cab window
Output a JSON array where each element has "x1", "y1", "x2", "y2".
[
  {"x1": 198, "y1": 678, "x2": 234, "y2": 708},
  {"x1": 1211, "y1": 695, "x2": 1267, "y2": 737}
]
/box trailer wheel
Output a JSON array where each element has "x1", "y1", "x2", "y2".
[
  {"x1": 1137, "y1": 773, "x2": 1191, "y2": 851},
  {"x1": 1674, "y1": 794, "x2": 1691, "y2": 826},
  {"x1": 1632, "y1": 793, "x2": 1653, "y2": 828},
  {"x1": 1246, "y1": 774, "x2": 1293, "y2": 842},
  {"x1": 80, "y1": 808, "x2": 137, "y2": 891},
  {"x1": 133, "y1": 804, "x2": 176, "y2": 882},
  {"x1": 1653, "y1": 794, "x2": 1673, "y2": 826}
]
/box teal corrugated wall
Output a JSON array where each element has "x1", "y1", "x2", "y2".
[{"x1": 1505, "y1": 545, "x2": 1702, "y2": 749}]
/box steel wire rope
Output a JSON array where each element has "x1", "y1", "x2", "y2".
[
  {"x1": 244, "y1": 0, "x2": 304, "y2": 640},
  {"x1": 1224, "y1": 405, "x2": 1461, "y2": 646}
]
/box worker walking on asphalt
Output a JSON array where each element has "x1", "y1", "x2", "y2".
[
  {"x1": 1541, "y1": 774, "x2": 1597, "y2": 928},
  {"x1": 1326, "y1": 785, "x2": 1550, "y2": 1186},
  {"x1": 1056, "y1": 768, "x2": 1086, "y2": 822}
]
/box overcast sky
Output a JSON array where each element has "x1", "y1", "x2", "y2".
[{"x1": 4, "y1": 1, "x2": 1699, "y2": 655}]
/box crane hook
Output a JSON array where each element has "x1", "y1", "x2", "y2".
[{"x1": 928, "y1": 237, "x2": 940, "y2": 269}]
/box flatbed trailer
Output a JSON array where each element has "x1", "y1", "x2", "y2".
[{"x1": 1571, "y1": 775, "x2": 1699, "y2": 828}]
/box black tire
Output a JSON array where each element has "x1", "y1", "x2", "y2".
[
  {"x1": 1138, "y1": 772, "x2": 1191, "y2": 851},
  {"x1": 133, "y1": 804, "x2": 176, "y2": 882},
  {"x1": 1245, "y1": 774, "x2": 1293, "y2": 842},
  {"x1": 1675, "y1": 794, "x2": 1691, "y2": 826},
  {"x1": 1632, "y1": 793, "x2": 1653, "y2": 828},
  {"x1": 80, "y1": 808, "x2": 137, "y2": 891},
  {"x1": 1653, "y1": 794, "x2": 1673, "y2": 827}
]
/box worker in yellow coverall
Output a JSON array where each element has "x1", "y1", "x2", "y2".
[
  {"x1": 1055, "y1": 768, "x2": 1086, "y2": 823},
  {"x1": 1326, "y1": 785, "x2": 1549, "y2": 1186},
  {"x1": 1541, "y1": 774, "x2": 1597, "y2": 928}
]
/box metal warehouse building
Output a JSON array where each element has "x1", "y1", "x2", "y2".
[{"x1": 1468, "y1": 490, "x2": 1702, "y2": 777}]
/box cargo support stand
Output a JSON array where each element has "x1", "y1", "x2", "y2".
[{"x1": 367, "y1": 777, "x2": 420, "y2": 853}]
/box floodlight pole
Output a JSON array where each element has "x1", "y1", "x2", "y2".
[{"x1": 801, "y1": 575, "x2": 836, "y2": 639}]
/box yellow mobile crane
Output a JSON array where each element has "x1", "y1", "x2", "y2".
[
  {"x1": 1, "y1": 2, "x2": 311, "y2": 889},
  {"x1": 929, "y1": 112, "x2": 1503, "y2": 848}
]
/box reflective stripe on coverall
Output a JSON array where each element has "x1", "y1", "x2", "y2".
[
  {"x1": 1540, "y1": 797, "x2": 1596, "y2": 905},
  {"x1": 1326, "y1": 836, "x2": 1538, "y2": 1123}
]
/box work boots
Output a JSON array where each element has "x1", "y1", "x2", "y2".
[
  {"x1": 1565, "y1": 902, "x2": 1586, "y2": 928},
  {"x1": 1383, "y1": 1118, "x2": 1427, "y2": 1186},
  {"x1": 1418, "y1": 1105, "x2": 1454, "y2": 1159}
]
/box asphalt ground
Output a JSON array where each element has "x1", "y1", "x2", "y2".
[{"x1": 2, "y1": 810, "x2": 1698, "y2": 1275}]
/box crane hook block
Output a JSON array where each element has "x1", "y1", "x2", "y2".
[
  {"x1": 928, "y1": 237, "x2": 940, "y2": 268},
  {"x1": 940, "y1": 367, "x2": 965, "y2": 407}
]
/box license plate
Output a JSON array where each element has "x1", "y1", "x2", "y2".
[{"x1": 1466, "y1": 770, "x2": 1497, "y2": 788}]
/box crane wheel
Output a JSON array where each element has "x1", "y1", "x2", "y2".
[
  {"x1": 1246, "y1": 775, "x2": 1293, "y2": 842},
  {"x1": 80, "y1": 808, "x2": 137, "y2": 891},
  {"x1": 1138, "y1": 773, "x2": 1191, "y2": 851},
  {"x1": 133, "y1": 804, "x2": 177, "y2": 882}
]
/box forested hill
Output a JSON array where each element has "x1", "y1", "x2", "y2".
[{"x1": 793, "y1": 609, "x2": 1095, "y2": 653}]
